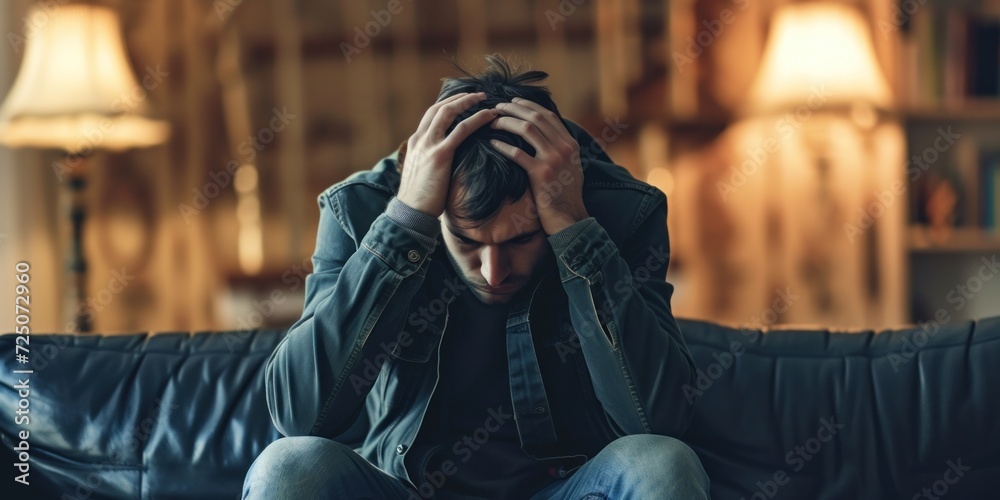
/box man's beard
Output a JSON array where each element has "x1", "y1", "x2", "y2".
[{"x1": 443, "y1": 250, "x2": 538, "y2": 305}]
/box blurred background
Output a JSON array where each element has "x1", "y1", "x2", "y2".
[{"x1": 1, "y1": 0, "x2": 999, "y2": 335}]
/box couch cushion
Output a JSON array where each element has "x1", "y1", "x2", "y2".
[
  {"x1": 0, "y1": 330, "x2": 283, "y2": 499},
  {"x1": 680, "y1": 317, "x2": 1000, "y2": 500}
]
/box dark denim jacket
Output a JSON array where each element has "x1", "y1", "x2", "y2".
[{"x1": 265, "y1": 121, "x2": 698, "y2": 489}]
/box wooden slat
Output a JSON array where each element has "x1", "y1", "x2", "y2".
[
  {"x1": 178, "y1": 0, "x2": 219, "y2": 329},
  {"x1": 457, "y1": 0, "x2": 488, "y2": 62},
  {"x1": 271, "y1": 0, "x2": 306, "y2": 263}
]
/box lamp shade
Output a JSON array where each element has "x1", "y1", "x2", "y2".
[
  {"x1": 746, "y1": 2, "x2": 892, "y2": 115},
  {"x1": 0, "y1": 4, "x2": 169, "y2": 152}
]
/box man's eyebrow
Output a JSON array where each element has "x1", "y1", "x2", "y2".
[{"x1": 446, "y1": 224, "x2": 542, "y2": 245}]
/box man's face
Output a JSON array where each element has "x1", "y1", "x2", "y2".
[{"x1": 441, "y1": 188, "x2": 549, "y2": 305}]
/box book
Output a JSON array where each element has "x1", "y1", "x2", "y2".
[
  {"x1": 944, "y1": 11, "x2": 968, "y2": 104},
  {"x1": 980, "y1": 152, "x2": 1000, "y2": 229},
  {"x1": 955, "y1": 136, "x2": 979, "y2": 227},
  {"x1": 988, "y1": 160, "x2": 1000, "y2": 229},
  {"x1": 901, "y1": 9, "x2": 1000, "y2": 105},
  {"x1": 966, "y1": 17, "x2": 1000, "y2": 98},
  {"x1": 994, "y1": 164, "x2": 1000, "y2": 230}
]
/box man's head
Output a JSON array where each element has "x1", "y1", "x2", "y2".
[{"x1": 437, "y1": 55, "x2": 561, "y2": 304}]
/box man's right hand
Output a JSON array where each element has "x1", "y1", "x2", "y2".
[{"x1": 396, "y1": 92, "x2": 498, "y2": 217}]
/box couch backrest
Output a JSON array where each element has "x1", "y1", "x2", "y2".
[
  {"x1": 680, "y1": 316, "x2": 1000, "y2": 500},
  {"x1": 2, "y1": 317, "x2": 998, "y2": 499}
]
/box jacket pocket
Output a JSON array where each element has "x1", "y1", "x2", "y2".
[{"x1": 387, "y1": 320, "x2": 443, "y2": 363}]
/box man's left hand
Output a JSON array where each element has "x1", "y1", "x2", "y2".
[{"x1": 489, "y1": 98, "x2": 589, "y2": 235}]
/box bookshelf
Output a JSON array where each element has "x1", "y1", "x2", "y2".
[
  {"x1": 902, "y1": 99, "x2": 1000, "y2": 121},
  {"x1": 659, "y1": 0, "x2": 1000, "y2": 328},
  {"x1": 896, "y1": 0, "x2": 1000, "y2": 323},
  {"x1": 909, "y1": 226, "x2": 1000, "y2": 253}
]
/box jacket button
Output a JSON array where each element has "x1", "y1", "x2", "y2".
[
  {"x1": 407, "y1": 250, "x2": 421, "y2": 262},
  {"x1": 533, "y1": 406, "x2": 547, "y2": 414},
  {"x1": 396, "y1": 444, "x2": 407, "y2": 454}
]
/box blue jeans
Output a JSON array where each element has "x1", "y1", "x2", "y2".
[{"x1": 242, "y1": 434, "x2": 710, "y2": 499}]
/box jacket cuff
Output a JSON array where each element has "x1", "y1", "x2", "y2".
[
  {"x1": 385, "y1": 197, "x2": 441, "y2": 245},
  {"x1": 361, "y1": 212, "x2": 438, "y2": 277},
  {"x1": 548, "y1": 217, "x2": 616, "y2": 282}
]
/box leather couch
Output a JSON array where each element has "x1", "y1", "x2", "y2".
[{"x1": 2, "y1": 317, "x2": 998, "y2": 499}]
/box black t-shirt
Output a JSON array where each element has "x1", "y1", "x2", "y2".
[{"x1": 406, "y1": 289, "x2": 556, "y2": 499}]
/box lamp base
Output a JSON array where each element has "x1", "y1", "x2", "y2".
[{"x1": 63, "y1": 164, "x2": 90, "y2": 334}]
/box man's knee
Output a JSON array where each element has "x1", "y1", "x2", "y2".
[
  {"x1": 252, "y1": 436, "x2": 355, "y2": 473},
  {"x1": 622, "y1": 434, "x2": 701, "y2": 470},
  {"x1": 602, "y1": 434, "x2": 709, "y2": 495},
  {"x1": 244, "y1": 436, "x2": 357, "y2": 497}
]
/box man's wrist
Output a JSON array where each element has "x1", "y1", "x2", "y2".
[
  {"x1": 548, "y1": 217, "x2": 596, "y2": 255},
  {"x1": 386, "y1": 197, "x2": 442, "y2": 241},
  {"x1": 544, "y1": 206, "x2": 590, "y2": 235}
]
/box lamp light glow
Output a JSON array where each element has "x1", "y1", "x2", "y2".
[
  {"x1": 746, "y1": 2, "x2": 892, "y2": 115},
  {"x1": 0, "y1": 4, "x2": 169, "y2": 152}
]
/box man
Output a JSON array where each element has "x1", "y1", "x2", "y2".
[{"x1": 243, "y1": 55, "x2": 709, "y2": 499}]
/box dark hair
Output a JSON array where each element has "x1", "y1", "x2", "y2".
[{"x1": 437, "y1": 54, "x2": 561, "y2": 224}]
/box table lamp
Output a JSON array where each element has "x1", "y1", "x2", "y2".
[
  {"x1": 744, "y1": 1, "x2": 895, "y2": 316},
  {"x1": 0, "y1": 4, "x2": 170, "y2": 332}
]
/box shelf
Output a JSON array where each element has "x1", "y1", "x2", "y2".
[
  {"x1": 246, "y1": 23, "x2": 605, "y2": 62},
  {"x1": 900, "y1": 99, "x2": 1000, "y2": 122},
  {"x1": 908, "y1": 225, "x2": 1000, "y2": 254}
]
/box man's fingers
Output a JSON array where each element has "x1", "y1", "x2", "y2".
[
  {"x1": 509, "y1": 97, "x2": 566, "y2": 135},
  {"x1": 489, "y1": 139, "x2": 538, "y2": 169},
  {"x1": 415, "y1": 93, "x2": 465, "y2": 134},
  {"x1": 495, "y1": 100, "x2": 560, "y2": 142},
  {"x1": 495, "y1": 101, "x2": 555, "y2": 141},
  {"x1": 415, "y1": 93, "x2": 477, "y2": 136},
  {"x1": 442, "y1": 108, "x2": 499, "y2": 150},
  {"x1": 427, "y1": 93, "x2": 488, "y2": 141},
  {"x1": 490, "y1": 116, "x2": 547, "y2": 152}
]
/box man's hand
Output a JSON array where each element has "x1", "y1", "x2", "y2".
[
  {"x1": 397, "y1": 92, "x2": 498, "y2": 217},
  {"x1": 489, "y1": 97, "x2": 588, "y2": 235}
]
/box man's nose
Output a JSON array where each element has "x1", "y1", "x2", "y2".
[{"x1": 480, "y1": 246, "x2": 510, "y2": 287}]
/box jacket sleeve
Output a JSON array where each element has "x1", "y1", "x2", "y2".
[
  {"x1": 548, "y1": 191, "x2": 696, "y2": 437},
  {"x1": 265, "y1": 189, "x2": 439, "y2": 437}
]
